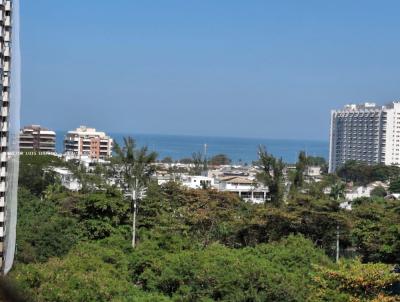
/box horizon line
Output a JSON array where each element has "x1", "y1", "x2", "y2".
[{"x1": 49, "y1": 129, "x2": 328, "y2": 144}]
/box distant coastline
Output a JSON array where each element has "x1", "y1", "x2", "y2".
[{"x1": 55, "y1": 131, "x2": 328, "y2": 164}]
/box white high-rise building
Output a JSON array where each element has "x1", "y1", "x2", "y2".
[{"x1": 329, "y1": 102, "x2": 400, "y2": 173}]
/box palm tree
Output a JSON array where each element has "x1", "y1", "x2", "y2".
[
  {"x1": 113, "y1": 137, "x2": 158, "y2": 248},
  {"x1": 330, "y1": 181, "x2": 346, "y2": 201},
  {"x1": 294, "y1": 150, "x2": 307, "y2": 188},
  {"x1": 329, "y1": 181, "x2": 346, "y2": 262},
  {"x1": 191, "y1": 151, "x2": 206, "y2": 175}
]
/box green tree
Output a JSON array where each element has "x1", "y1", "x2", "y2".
[
  {"x1": 389, "y1": 178, "x2": 400, "y2": 193},
  {"x1": 351, "y1": 201, "x2": 400, "y2": 263},
  {"x1": 190, "y1": 151, "x2": 207, "y2": 175},
  {"x1": 68, "y1": 162, "x2": 106, "y2": 193},
  {"x1": 306, "y1": 156, "x2": 327, "y2": 167},
  {"x1": 14, "y1": 148, "x2": 400, "y2": 301},
  {"x1": 179, "y1": 157, "x2": 193, "y2": 164},
  {"x1": 209, "y1": 154, "x2": 231, "y2": 166},
  {"x1": 19, "y1": 154, "x2": 64, "y2": 197},
  {"x1": 293, "y1": 150, "x2": 307, "y2": 188},
  {"x1": 337, "y1": 161, "x2": 400, "y2": 186},
  {"x1": 256, "y1": 146, "x2": 285, "y2": 206},
  {"x1": 238, "y1": 197, "x2": 352, "y2": 255},
  {"x1": 12, "y1": 240, "x2": 171, "y2": 302},
  {"x1": 336, "y1": 160, "x2": 369, "y2": 185},
  {"x1": 371, "y1": 186, "x2": 387, "y2": 198},
  {"x1": 139, "y1": 235, "x2": 331, "y2": 302},
  {"x1": 113, "y1": 137, "x2": 158, "y2": 248},
  {"x1": 16, "y1": 188, "x2": 79, "y2": 264},
  {"x1": 312, "y1": 260, "x2": 400, "y2": 301},
  {"x1": 161, "y1": 156, "x2": 173, "y2": 164},
  {"x1": 73, "y1": 189, "x2": 130, "y2": 239},
  {"x1": 330, "y1": 181, "x2": 346, "y2": 201},
  {"x1": 138, "y1": 182, "x2": 247, "y2": 247}
]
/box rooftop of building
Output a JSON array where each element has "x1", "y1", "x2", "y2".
[
  {"x1": 219, "y1": 176, "x2": 255, "y2": 184},
  {"x1": 20, "y1": 125, "x2": 56, "y2": 135},
  {"x1": 22, "y1": 125, "x2": 50, "y2": 131},
  {"x1": 335, "y1": 101, "x2": 400, "y2": 112},
  {"x1": 66, "y1": 126, "x2": 112, "y2": 139}
]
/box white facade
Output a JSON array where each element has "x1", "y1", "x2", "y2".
[
  {"x1": 345, "y1": 186, "x2": 373, "y2": 201},
  {"x1": 382, "y1": 102, "x2": 400, "y2": 166},
  {"x1": 329, "y1": 102, "x2": 400, "y2": 172},
  {"x1": 345, "y1": 181, "x2": 388, "y2": 201},
  {"x1": 51, "y1": 167, "x2": 81, "y2": 191},
  {"x1": 181, "y1": 175, "x2": 215, "y2": 189},
  {"x1": 0, "y1": 0, "x2": 12, "y2": 224},
  {"x1": 218, "y1": 176, "x2": 269, "y2": 204},
  {"x1": 64, "y1": 126, "x2": 113, "y2": 159},
  {"x1": 306, "y1": 166, "x2": 322, "y2": 177},
  {"x1": 156, "y1": 175, "x2": 175, "y2": 186}
]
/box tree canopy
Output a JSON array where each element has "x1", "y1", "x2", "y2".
[
  {"x1": 337, "y1": 161, "x2": 400, "y2": 185},
  {"x1": 208, "y1": 153, "x2": 232, "y2": 166},
  {"x1": 9, "y1": 146, "x2": 400, "y2": 301}
]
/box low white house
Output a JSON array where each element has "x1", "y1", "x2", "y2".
[
  {"x1": 181, "y1": 175, "x2": 215, "y2": 189},
  {"x1": 64, "y1": 154, "x2": 110, "y2": 172},
  {"x1": 155, "y1": 174, "x2": 177, "y2": 186},
  {"x1": 345, "y1": 181, "x2": 388, "y2": 201},
  {"x1": 306, "y1": 166, "x2": 322, "y2": 177},
  {"x1": 218, "y1": 176, "x2": 268, "y2": 204},
  {"x1": 51, "y1": 167, "x2": 82, "y2": 191},
  {"x1": 345, "y1": 186, "x2": 373, "y2": 201}
]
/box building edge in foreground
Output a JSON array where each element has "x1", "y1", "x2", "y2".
[{"x1": 0, "y1": 0, "x2": 20, "y2": 275}]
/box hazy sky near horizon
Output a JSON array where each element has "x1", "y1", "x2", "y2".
[{"x1": 21, "y1": 0, "x2": 400, "y2": 140}]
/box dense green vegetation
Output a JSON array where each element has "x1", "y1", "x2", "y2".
[
  {"x1": 18, "y1": 154, "x2": 64, "y2": 197},
  {"x1": 7, "y1": 152, "x2": 400, "y2": 301},
  {"x1": 208, "y1": 154, "x2": 232, "y2": 166},
  {"x1": 256, "y1": 146, "x2": 285, "y2": 205},
  {"x1": 336, "y1": 160, "x2": 400, "y2": 186}
]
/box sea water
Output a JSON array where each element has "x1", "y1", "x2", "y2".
[{"x1": 56, "y1": 132, "x2": 328, "y2": 164}]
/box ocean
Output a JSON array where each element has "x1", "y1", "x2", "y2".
[{"x1": 56, "y1": 131, "x2": 328, "y2": 165}]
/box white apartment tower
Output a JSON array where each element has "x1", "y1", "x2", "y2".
[
  {"x1": 329, "y1": 102, "x2": 400, "y2": 172},
  {"x1": 0, "y1": 0, "x2": 20, "y2": 274}
]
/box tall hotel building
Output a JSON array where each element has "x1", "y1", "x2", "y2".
[
  {"x1": 329, "y1": 102, "x2": 400, "y2": 172},
  {"x1": 0, "y1": 0, "x2": 20, "y2": 274}
]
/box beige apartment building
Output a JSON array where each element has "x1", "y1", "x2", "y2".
[
  {"x1": 64, "y1": 126, "x2": 113, "y2": 159},
  {"x1": 19, "y1": 125, "x2": 56, "y2": 153}
]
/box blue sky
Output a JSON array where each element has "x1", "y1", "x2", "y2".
[{"x1": 21, "y1": 0, "x2": 400, "y2": 140}]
